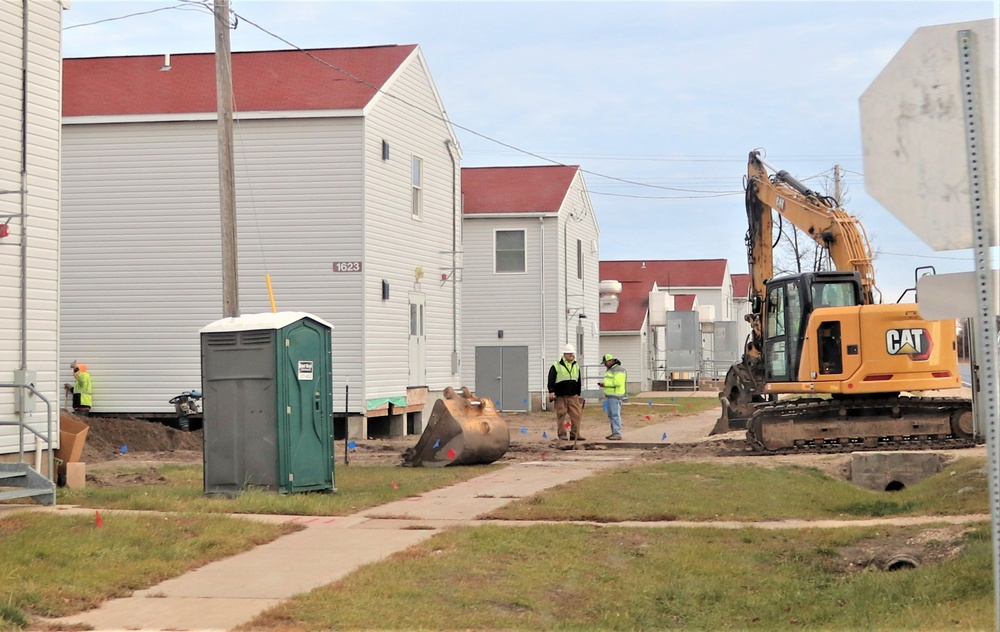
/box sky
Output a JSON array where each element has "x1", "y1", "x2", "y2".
[{"x1": 61, "y1": 1, "x2": 999, "y2": 303}]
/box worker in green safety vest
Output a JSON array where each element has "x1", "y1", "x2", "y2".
[
  {"x1": 599, "y1": 354, "x2": 626, "y2": 440},
  {"x1": 70, "y1": 361, "x2": 93, "y2": 416}
]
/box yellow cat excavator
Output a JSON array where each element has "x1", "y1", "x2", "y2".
[{"x1": 713, "y1": 150, "x2": 974, "y2": 452}]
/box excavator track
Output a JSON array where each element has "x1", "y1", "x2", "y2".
[{"x1": 746, "y1": 396, "x2": 978, "y2": 454}]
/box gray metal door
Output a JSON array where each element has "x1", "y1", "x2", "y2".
[
  {"x1": 713, "y1": 321, "x2": 740, "y2": 376},
  {"x1": 666, "y1": 311, "x2": 700, "y2": 372},
  {"x1": 474, "y1": 346, "x2": 529, "y2": 411},
  {"x1": 474, "y1": 346, "x2": 502, "y2": 405}
]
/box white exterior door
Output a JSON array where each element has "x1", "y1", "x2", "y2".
[{"x1": 408, "y1": 293, "x2": 426, "y2": 385}]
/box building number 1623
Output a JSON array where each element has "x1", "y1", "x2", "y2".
[{"x1": 332, "y1": 261, "x2": 362, "y2": 273}]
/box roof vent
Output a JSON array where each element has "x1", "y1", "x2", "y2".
[
  {"x1": 599, "y1": 280, "x2": 622, "y2": 314},
  {"x1": 160, "y1": 54, "x2": 171, "y2": 71}
]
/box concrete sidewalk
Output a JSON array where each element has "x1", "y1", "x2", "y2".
[{"x1": 48, "y1": 455, "x2": 629, "y2": 632}]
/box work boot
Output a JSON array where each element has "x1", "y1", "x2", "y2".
[{"x1": 606, "y1": 434, "x2": 622, "y2": 440}]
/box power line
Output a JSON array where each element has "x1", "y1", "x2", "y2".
[
  {"x1": 63, "y1": 1, "x2": 211, "y2": 30},
  {"x1": 879, "y1": 251, "x2": 979, "y2": 261},
  {"x1": 590, "y1": 190, "x2": 743, "y2": 200},
  {"x1": 223, "y1": 11, "x2": 711, "y2": 194},
  {"x1": 62, "y1": 4, "x2": 864, "y2": 197}
]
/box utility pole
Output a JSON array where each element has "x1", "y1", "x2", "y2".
[
  {"x1": 833, "y1": 163, "x2": 842, "y2": 206},
  {"x1": 214, "y1": 0, "x2": 239, "y2": 317}
]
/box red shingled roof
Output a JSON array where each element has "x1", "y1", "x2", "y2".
[
  {"x1": 673, "y1": 294, "x2": 697, "y2": 311},
  {"x1": 731, "y1": 273, "x2": 751, "y2": 300},
  {"x1": 63, "y1": 45, "x2": 417, "y2": 117},
  {"x1": 462, "y1": 165, "x2": 579, "y2": 215},
  {"x1": 599, "y1": 278, "x2": 654, "y2": 332},
  {"x1": 599, "y1": 260, "x2": 727, "y2": 332}
]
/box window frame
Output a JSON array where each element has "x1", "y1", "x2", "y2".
[
  {"x1": 494, "y1": 228, "x2": 526, "y2": 274},
  {"x1": 411, "y1": 156, "x2": 423, "y2": 220}
]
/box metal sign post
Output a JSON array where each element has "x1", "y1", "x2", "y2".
[
  {"x1": 862, "y1": 19, "x2": 998, "y2": 623},
  {"x1": 958, "y1": 29, "x2": 1000, "y2": 621}
]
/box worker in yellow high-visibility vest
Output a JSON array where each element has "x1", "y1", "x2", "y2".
[
  {"x1": 70, "y1": 361, "x2": 93, "y2": 416},
  {"x1": 598, "y1": 354, "x2": 626, "y2": 440},
  {"x1": 547, "y1": 344, "x2": 583, "y2": 440}
]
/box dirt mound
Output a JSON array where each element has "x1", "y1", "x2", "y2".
[{"x1": 64, "y1": 411, "x2": 203, "y2": 463}]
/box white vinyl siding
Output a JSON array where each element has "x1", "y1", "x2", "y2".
[
  {"x1": 462, "y1": 217, "x2": 546, "y2": 394},
  {"x1": 61, "y1": 117, "x2": 365, "y2": 413},
  {"x1": 0, "y1": 2, "x2": 62, "y2": 455},
  {"x1": 363, "y1": 49, "x2": 461, "y2": 405},
  {"x1": 559, "y1": 172, "x2": 601, "y2": 369},
  {"x1": 598, "y1": 332, "x2": 647, "y2": 394}
]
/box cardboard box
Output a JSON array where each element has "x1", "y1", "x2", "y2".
[
  {"x1": 54, "y1": 415, "x2": 90, "y2": 464},
  {"x1": 64, "y1": 461, "x2": 86, "y2": 489}
]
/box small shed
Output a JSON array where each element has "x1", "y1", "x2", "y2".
[{"x1": 200, "y1": 312, "x2": 334, "y2": 496}]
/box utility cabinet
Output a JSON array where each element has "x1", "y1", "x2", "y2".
[{"x1": 200, "y1": 312, "x2": 334, "y2": 496}]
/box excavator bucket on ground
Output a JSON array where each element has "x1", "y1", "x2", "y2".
[{"x1": 401, "y1": 387, "x2": 509, "y2": 467}]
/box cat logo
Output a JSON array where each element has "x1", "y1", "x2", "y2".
[{"x1": 885, "y1": 328, "x2": 932, "y2": 361}]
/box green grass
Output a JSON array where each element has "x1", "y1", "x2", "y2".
[
  {"x1": 241, "y1": 523, "x2": 994, "y2": 631},
  {"x1": 0, "y1": 511, "x2": 297, "y2": 626},
  {"x1": 485, "y1": 457, "x2": 989, "y2": 522},
  {"x1": 5, "y1": 447, "x2": 990, "y2": 630},
  {"x1": 58, "y1": 462, "x2": 503, "y2": 515}
]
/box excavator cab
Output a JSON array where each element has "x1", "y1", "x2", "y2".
[{"x1": 762, "y1": 271, "x2": 862, "y2": 384}]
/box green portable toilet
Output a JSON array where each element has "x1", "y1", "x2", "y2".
[{"x1": 200, "y1": 312, "x2": 334, "y2": 496}]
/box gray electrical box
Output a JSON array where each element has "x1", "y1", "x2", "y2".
[
  {"x1": 200, "y1": 312, "x2": 334, "y2": 497},
  {"x1": 666, "y1": 311, "x2": 700, "y2": 372},
  {"x1": 14, "y1": 369, "x2": 36, "y2": 414}
]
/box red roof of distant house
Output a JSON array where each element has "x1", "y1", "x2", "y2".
[
  {"x1": 673, "y1": 294, "x2": 697, "y2": 311},
  {"x1": 599, "y1": 278, "x2": 655, "y2": 332},
  {"x1": 63, "y1": 45, "x2": 417, "y2": 117},
  {"x1": 601, "y1": 259, "x2": 729, "y2": 289},
  {"x1": 599, "y1": 260, "x2": 728, "y2": 332},
  {"x1": 462, "y1": 165, "x2": 579, "y2": 215},
  {"x1": 731, "y1": 273, "x2": 751, "y2": 300}
]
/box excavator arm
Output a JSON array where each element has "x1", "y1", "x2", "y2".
[{"x1": 745, "y1": 149, "x2": 877, "y2": 305}]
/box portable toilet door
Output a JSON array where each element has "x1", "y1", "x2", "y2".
[{"x1": 277, "y1": 317, "x2": 334, "y2": 493}]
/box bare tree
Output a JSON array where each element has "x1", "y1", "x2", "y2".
[{"x1": 771, "y1": 165, "x2": 882, "y2": 289}]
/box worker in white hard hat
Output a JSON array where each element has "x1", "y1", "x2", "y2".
[{"x1": 547, "y1": 344, "x2": 583, "y2": 440}]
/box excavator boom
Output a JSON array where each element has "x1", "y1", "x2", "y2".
[{"x1": 745, "y1": 150, "x2": 877, "y2": 306}]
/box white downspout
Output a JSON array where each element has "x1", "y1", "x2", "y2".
[
  {"x1": 539, "y1": 217, "x2": 546, "y2": 411},
  {"x1": 445, "y1": 140, "x2": 459, "y2": 375}
]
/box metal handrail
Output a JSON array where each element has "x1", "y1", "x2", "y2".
[{"x1": 0, "y1": 382, "x2": 54, "y2": 482}]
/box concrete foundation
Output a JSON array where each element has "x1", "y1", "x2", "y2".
[{"x1": 850, "y1": 451, "x2": 944, "y2": 492}]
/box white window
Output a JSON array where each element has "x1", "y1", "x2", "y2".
[
  {"x1": 495, "y1": 229, "x2": 526, "y2": 273},
  {"x1": 411, "y1": 156, "x2": 423, "y2": 219}
]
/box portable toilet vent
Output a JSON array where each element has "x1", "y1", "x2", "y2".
[{"x1": 200, "y1": 312, "x2": 334, "y2": 497}]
